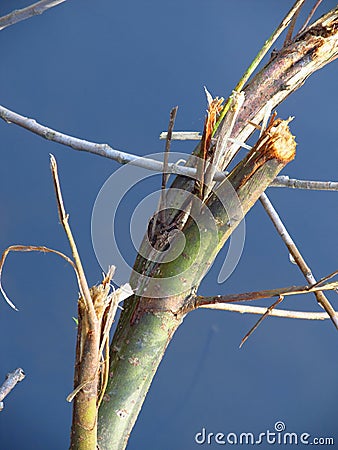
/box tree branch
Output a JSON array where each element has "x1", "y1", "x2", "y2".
[
  {"x1": 0, "y1": 368, "x2": 25, "y2": 412},
  {"x1": 199, "y1": 303, "x2": 329, "y2": 321},
  {"x1": 0, "y1": 105, "x2": 337, "y2": 192},
  {"x1": 50, "y1": 155, "x2": 95, "y2": 325},
  {"x1": 193, "y1": 276, "x2": 338, "y2": 310},
  {"x1": 0, "y1": 0, "x2": 67, "y2": 31},
  {"x1": 259, "y1": 192, "x2": 338, "y2": 328},
  {"x1": 270, "y1": 176, "x2": 338, "y2": 191}
]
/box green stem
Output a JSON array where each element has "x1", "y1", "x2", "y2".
[{"x1": 97, "y1": 297, "x2": 182, "y2": 450}]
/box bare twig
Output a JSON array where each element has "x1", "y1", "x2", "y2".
[
  {"x1": 240, "y1": 296, "x2": 284, "y2": 347},
  {"x1": 284, "y1": 3, "x2": 303, "y2": 46},
  {"x1": 270, "y1": 176, "x2": 338, "y2": 191},
  {"x1": 0, "y1": 368, "x2": 25, "y2": 411},
  {"x1": 0, "y1": 104, "x2": 187, "y2": 174},
  {"x1": 162, "y1": 107, "x2": 178, "y2": 190},
  {"x1": 1, "y1": 105, "x2": 337, "y2": 191},
  {"x1": 50, "y1": 155, "x2": 95, "y2": 325},
  {"x1": 259, "y1": 192, "x2": 338, "y2": 328},
  {"x1": 160, "y1": 106, "x2": 178, "y2": 223},
  {"x1": 150, "y1": 106, "x2": 178, "y2": 239},
  {"x1": 160, "y1": 131, "x2": 202, "y2": 141},
  {"x1": 310, "y1": 269, "x2": 338, "y2": 290},
  {"x1": 297, "y1": 0, "x2": 324, "y2": 36},
  {"x1": 199, "y1": 303, "x2": 330, "y2": 320},
  {"x1": 0, "y1": 0, "x2": 66, "y2": 31},
  {"x1": 193, "y1": 276, "x2": 338, "y2": 309}
]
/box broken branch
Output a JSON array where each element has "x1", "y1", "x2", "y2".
[
  {"x1": 0, "y1": 0, "x2": 67, "y2": 31},
  {"x1": 0, "y1": 368, "x2": 25, "y2": 412}
]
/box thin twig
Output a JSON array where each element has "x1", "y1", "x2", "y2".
[
  {"x1": 284, "y1": 3, "x2": 303, "y2": 46},
  {"x1": 297, "y1": 0, "x2": 324, "y2": 36},
  {"x1": 1, "y1": 105, "x2": 337, "y2": 191},
  {"x1": 270, "y1": 176, "x2": 338, "y2": 191},
  {"x1": 199, "y1": 302, "x2": 330, "y2": 320},
  {"x1": 256, "y1": 104, "x2": 337, "y2": 329},
  {"x1": 160, "y1": 106, "x2": 178, "y2": 224},
  {"x1": 0, "y1": 0, "x2": 66, "y2": 31},
  {"x1": 50, "y1": 155, "x2": 95, "y2": 325},
  {"x1": 310, "y1": 269, "x2": 338, "y2": 290},
  {"x1": 194, "y1": 276, "x2": 338, "y2": 309},
  {"x1": 0, "y1": 368, "x2": 25, "y2": 412},
  {"x1": 240, "y1": 296, "x2": 284, "y2": 348},
  {"x1": 259, "y1": 192, "x2": 338, "y2": 329},
  {"x1": 150, "y1": 106, "x2": 178, "y2": 239},
  {"x1": 162, "y1": 107, "x2": 178, "y2": 190},
  {"x1": 0, "y1": 104, "x2": 187, "y2": 174}
]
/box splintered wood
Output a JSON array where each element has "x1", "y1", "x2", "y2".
[
  {"x1": 195, "y1": 89, "x2": 224, "y2": 200},
  {"x1": 237, "y1": 115, "x2": 296, "y2": 189},
  {"x1": 256, "y1": 115, "x2": 296, "y2": 164}
]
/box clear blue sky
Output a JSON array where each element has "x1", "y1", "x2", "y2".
[{"x1": 0, "y1": 1, "x2": 337, "y2": 449}]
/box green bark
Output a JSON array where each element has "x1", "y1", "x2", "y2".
[{"x1": 97, "y1": 296, "x2": 183, "y2": 450}]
